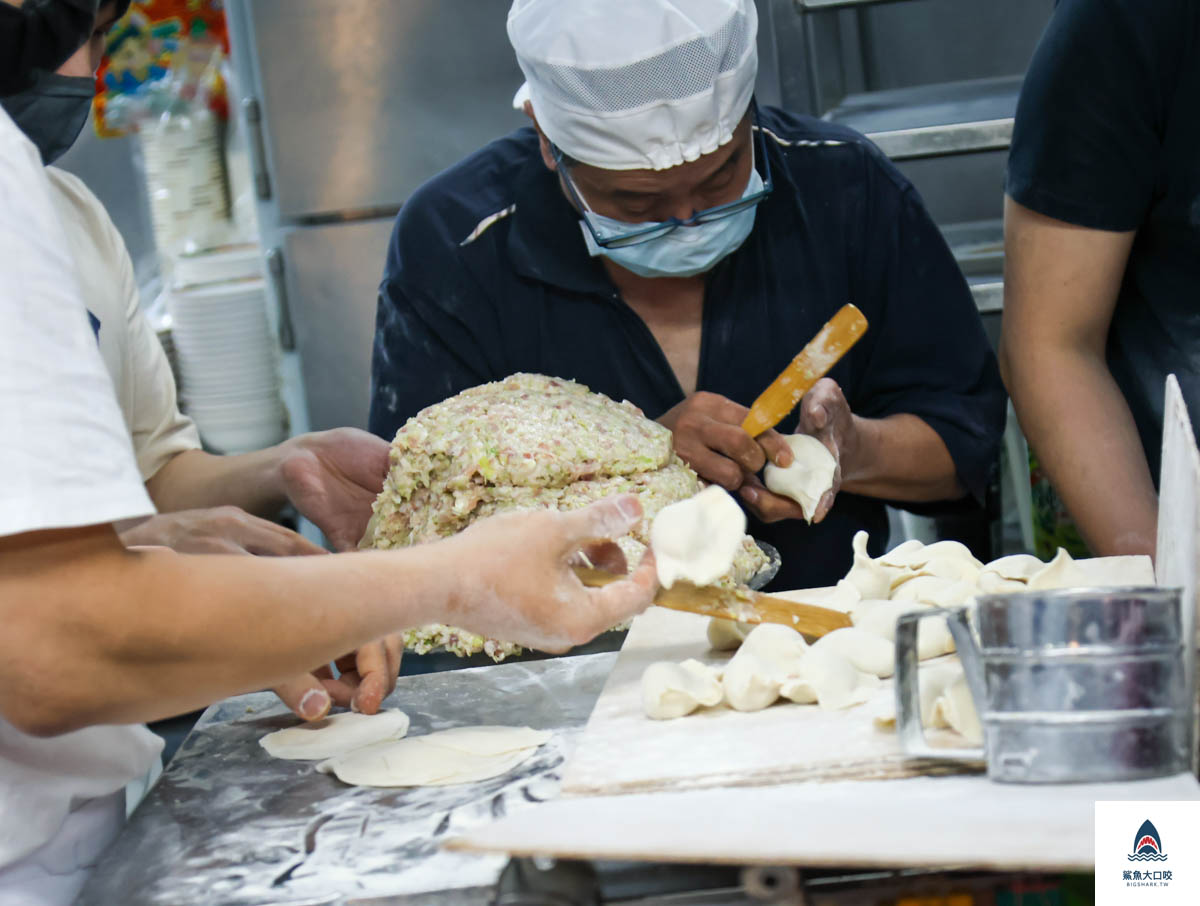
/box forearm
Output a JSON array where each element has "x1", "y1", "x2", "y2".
[
  {"x1": 1002, "y1": 344, "x2": 1156, "y2": 557},
  {"x1": 146, "y1": 446, "x2": 289, "y2": 517},
  {"x1": 841, "y1": 414, "x2": 965, "y2": 502},
  {"x1": 0, "y1": 526, "x2": 449, "y2": 734}
]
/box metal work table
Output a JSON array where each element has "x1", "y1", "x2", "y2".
[{"x1": 78, "y1": 653, "x2": 616, "y2": 906}]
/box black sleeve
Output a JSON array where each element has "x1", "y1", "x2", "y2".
[
  {"x1": 850, "y1": 171, "x2": 1007, "y2": 503},
  {"x1": 1006, "y1": 0, "x2": 1184, "y2": 230},
  {"x1": 367, "y1": 217, "x2": 503, "y2": 441}
]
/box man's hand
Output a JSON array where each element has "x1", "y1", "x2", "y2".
[
  {"x1": 272, "y1": 635, "x2": 405, "y2": 720},
  {"x1": 740, "y1": 378, "x2": 858, "y2": 523},
  {"x1": 658, "y1": 392, "x2": 793, "y2": 491},
  {"x1": 438, "y1": 495, "x2": 658, "y2": 654},
  {"x1": 117, "y1": 507, "x2": 328, "y2": 556},
  {"x1": 279, "y1": 428, "x2": 392, "y2": 551}
]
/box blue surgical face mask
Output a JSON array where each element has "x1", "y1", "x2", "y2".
[{"x1": 579, "y1": 167, "x2": 763, "y2": 279}]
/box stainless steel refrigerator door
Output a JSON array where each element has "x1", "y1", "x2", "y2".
[
  {"x1": 232, "y1": 0, "x2": 527, "y2": 220},
  {"x1": 281, "y1": 218, "x2": 395, "y2": 432}
]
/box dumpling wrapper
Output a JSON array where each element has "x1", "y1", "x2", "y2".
[
  {"x1": 651, "y1": 485, "x2": 746, "y2": 589},
  {"x1": 259, "y1": 709, "x2": 410, "y2": 761},
  {"x1": 778, "y1": 646, "x2": 880, "y2": 710},
  {"x1": 763, "y1": 434, "x2": 837, "y2": 522},
  {"x1": 414, "y1": 725, "x2": 552, "y2": 756},
  {"x1": 812, "y1": 626, "x2": 895, "y2": 678},
  {"x1": 642, "y1": 659, "x2": 724, "y2": 719},
  {"x1": 318, "y1": 726, "x2": 550, "y2": 787}
]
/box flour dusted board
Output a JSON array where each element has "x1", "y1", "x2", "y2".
[
  {"x1": 560, "y1": 606, "x2": 965, "y2": 797},
  {"x1": 1155, "y1": 375, "x2": 1200, "y2": 774}
]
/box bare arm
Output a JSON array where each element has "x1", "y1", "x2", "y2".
[
  {"x1": 144, "y1": 428, "x2": 392, "y2": 551},
  {"x1": 738, "y1": 380, "x2": 964, "y2": 523},
  {"x1": 145, "y1": 447, "x2": 291, "y2": 518},
  {"x1": 999, "y1": 196, "x2": 1154, "y2": 556},
  {"x1": 0, "y1": 497, "x2": 656, "y2": 737}
]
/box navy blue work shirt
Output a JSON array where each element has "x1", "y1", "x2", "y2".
[
  {"x1": 1007, "y1": 0, "x2": 1200, "y2": 483},
  {"x1": 370, "y1": 106, "x2": 1006, "y2": 590}
]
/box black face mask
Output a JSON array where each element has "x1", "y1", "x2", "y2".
[
  {"x1": 1, "y1": 69, "x2": 93, "y2": 163},
  {"x1": 0, "y1": 0, "x2": 99, "y2": 95}
]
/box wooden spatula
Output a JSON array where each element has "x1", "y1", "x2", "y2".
[
  {"x1": 574, "y1": 567, "x2": 851, "y2": 641},
  {"x1": 741, "y1": 303, "x2": 869, "y2": 438}
]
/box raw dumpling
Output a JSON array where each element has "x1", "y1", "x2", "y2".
[
  {"x1": 841, "y1": 531, "x2": 893, "y2": 600},
  {"x1": 932, "y1": 676, "x2": 984, "y2": 745},
  {"x1": 259, "y1": 709, "x2": 410, "y2": 761},
  {"x1": 872, "y1": 659, "x2": 964, "y2": 729},
  {"x1": 977, "y1": 571, "x2": 1029, "y2": 594},
  {"x1": 1027, "y1": 547, "x2": 1089, "y2": 591},
  {"x1": 763, "y1": 434, "x2": 837, "y2": 522},
  {"x1": 891, "y1": 575, "x2": 974, "y2": 609},
  {"x1": 876, "y1": 539, "x2": 926, "y2": 568},
  {"x1": 722, "y1": 650, "x2": 785, "y2": 712},
  {"x1": 849, "y1": 600, "x2": 954, "y2": 659},
  {"x1": 812, "y1": 626, "x2": 895, "y2": 678},
  {"x1": 982, "y1": 554, "x2": 1045, "y2": 582},
  {"x1": 651, "y1": 485, "x2": 746, "y2": 589},
  {"x1": 740, "y1": 622, "x2": 810, "y2": 662},
  {"x1": 721, "y1": 623, "x2": 809, "y2": 712},
  {"x1": 642, "y1": 659, "x2": 724, "y2": 719},
  {"x1": 778, "y1": 647, "x2": 880, "y2": 710},
  {"x1": 909, "y1": 555, "x2": 981, "y2": 584},
  {"x1": 880, "y1": 539, "x2": 982, "y2": 572},
  {"x1": 317, "y1": 726, "x2": 550, "y2": 787},
  {"x1": 706, "y1": 617, "x2": 754, "y2": 651}
]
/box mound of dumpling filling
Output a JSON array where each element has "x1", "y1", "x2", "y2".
[{"x1": 362, "y1": 373, "x2": 769, "y2": 660}]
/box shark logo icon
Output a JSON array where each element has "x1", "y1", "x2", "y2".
[{"x1": 1129, "y1": 819, "x2": 1168, "y2": 862}]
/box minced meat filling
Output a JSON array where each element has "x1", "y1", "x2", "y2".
[{"x1": 362, "y1": 373, "x2": 768, "y2": 660}]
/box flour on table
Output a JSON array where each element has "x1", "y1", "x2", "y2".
[{"x1": 259, "y1": 709, "x2": 410, "y2": 761}]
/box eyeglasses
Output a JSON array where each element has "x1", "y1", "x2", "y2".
[{"x1": 551, "y1": 99, "x2": 774, "y2": 250}]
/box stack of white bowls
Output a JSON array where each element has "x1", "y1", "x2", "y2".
[{"x1": 167, "y1": 246, "x2": 287, "y2": 454}]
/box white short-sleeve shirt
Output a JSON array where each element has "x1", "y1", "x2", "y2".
[
  {"x1": 45, "y1": 166, "x2": 201, "y2": 481},
  {"x1": 0, "y1": 108, "x2": 163, "y2": 885}
]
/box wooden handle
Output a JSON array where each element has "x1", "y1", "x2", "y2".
[
  {"x1": 741, "y1": 303, "x2": 869, "y2": 438},
  {"x1": 573, "y1": 567, "x2": 851, "y2": 641}
]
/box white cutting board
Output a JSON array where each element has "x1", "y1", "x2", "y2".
[
  {"x1": 451, "y1": 772, "x2": 1200, "y2": 872},
  {"x1": 559, "y1": 605, "x2": 966, "y2": 797},
  {"x1": 1155, "y1": 374, "x2": 1200, "y2": 773}
]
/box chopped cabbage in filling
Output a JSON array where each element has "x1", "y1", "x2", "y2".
[{"x1": 362, "y1": 374, "x2": 768, "y2": 660}]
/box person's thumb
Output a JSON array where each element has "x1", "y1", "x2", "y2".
[
  {"x1": 560, "y1": 494, "x2": 643, "y2": 548},
  {"x1": 273, "y1": 674, "x2": 333, "y2": 721},
  {"x1": 581, "y1": 548, "x2": 659, "y2": 631}
]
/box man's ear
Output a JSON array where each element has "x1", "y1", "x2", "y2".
[{"x1": 524, "y1": 102, "x2": 558, "y2": 173}]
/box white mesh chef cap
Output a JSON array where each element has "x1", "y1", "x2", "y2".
[{"x1": 508, "y1": 0, "x2": 758, "y2": 171}]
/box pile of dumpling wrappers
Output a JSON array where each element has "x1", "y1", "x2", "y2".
[{"x1": 641, "y1": 531, "x2": 1155, "y2": 747}]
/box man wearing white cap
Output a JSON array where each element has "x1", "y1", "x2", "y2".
[{"x1": 370, "y1": 0, "x2": 1006, "y2": 589}]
